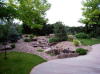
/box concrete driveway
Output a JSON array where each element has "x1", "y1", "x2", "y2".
[{"x1": 30, "y1": 44, "x2": 100, "y2": 74}]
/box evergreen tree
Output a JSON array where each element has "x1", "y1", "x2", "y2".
[
  {"x1": 53, "y1": 22, "x2": 67, "y2": 41},
  {"x1": 8, "y1": 25, "x2": 19, "y2": 42}
]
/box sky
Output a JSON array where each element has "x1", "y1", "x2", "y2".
[{"x1": 46, "y1": 0, "x2": 84, "y2": 27}]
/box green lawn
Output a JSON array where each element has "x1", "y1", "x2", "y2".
[
  {"x1": 79, "y1": 39, "x2": 100, "y2": 45},
  {"x1": 0, "y1": 52, "x2": 46, "y2": 74}
]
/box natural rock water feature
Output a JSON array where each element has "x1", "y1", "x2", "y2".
[
  {"x1": 31, "y1": 36, "x2": 49, "y2": 49},
  {"x1": 30, "y1": 36, "x2": 90, "y2": 59},
  {"x1": 0, "y1": 36, "x2": 91, "y2": 60}
]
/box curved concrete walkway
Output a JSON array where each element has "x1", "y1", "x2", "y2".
[{"x1": 30, "y1": 44, "x2": 100, "y2": 74}]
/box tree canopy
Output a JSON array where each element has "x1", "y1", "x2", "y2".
[
  {"x1": 0, "y1": 0, "x2": 51, "y2": 42},
  {"x1": 80, "y1": 0, "x2": 100, "y2": 37},
  {"x1": 80, "y1": 0, "x2": 100, "y2": 25},
  {"x1": 7, "y1": 0, "x2": 51, "y2": 27},
  {"x1": 0, "y1": 1, "x2": 16, "y2": 22}
]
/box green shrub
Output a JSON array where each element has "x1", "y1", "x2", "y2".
[
  {"x1": 75, "y1": 33, "x2": 89, "y2": 39},
  {"x1": 25, "y1": 35, "x2": 29, "y2": 37},
  {"x1": 37, "y1": 49, "x2": 44, "y2": 52},
  {"x1": 29, "y1": 34, "x2": 34, "y2": 39},
  {"x1": 11, "y1": 44, "x2": 16, "y2": 48},
  {"x1": 68, "y1": 35, "x2": 75, "y2": 41},
  {"x1": 76, "y1": 48, "x2": 87, "y2": 55},
  {"x1": 49, "y1": 37, "x2": 60, "y2": 43},
  {"x1": 24, "y1": 38, "x2": 31, "y2": 42},
  {"x1": 48, "y1": 53, "x2": 55, "y2": 56},
  {"x1": 73, "y1": 39, "x2": 80, "y2": 46}
]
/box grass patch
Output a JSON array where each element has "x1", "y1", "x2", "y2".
[
  {"x1": 79, "y1": 39, "x2": 100, "y2": 45},
  {"x1": 0, "y1": 52, "x2": 46, "y2": 74},
  {"x1": 48, "y1": 53, "x2": 55, "y2": 56},
  {"x1": 37, "y1": 49, "x2": 44, "y2": 52}
]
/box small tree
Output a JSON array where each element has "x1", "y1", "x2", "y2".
[
  {"x1": 0, "y1": 24, "x2": 10, "y2": 59},
  {"x1": 0, "y1": 1, "x2": 18, "y2": 59},
  {"x1": 53, "y1": 22, "x2": 67, "y2": 41}
]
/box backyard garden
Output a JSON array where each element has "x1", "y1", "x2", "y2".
[{"x1": 0, "y1": 0, "x2": 100, "y2": 74}]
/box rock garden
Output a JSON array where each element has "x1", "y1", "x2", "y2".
[
  {"x1": 27, "y1": 35, "x2": 91, "y2": 59},
  {"x1": 0, "y1": 0, "x2": 100, "y2": 73}
]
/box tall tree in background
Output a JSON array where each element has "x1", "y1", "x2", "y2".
[
  {"x1": 8, "y1": 0, "x2": 51, "y2": 28},
  {"x1": 80, "y1": 0, "x2": 100, "y2": 37}
]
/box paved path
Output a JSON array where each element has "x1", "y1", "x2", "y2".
[{"x1": 30, "y1": 44, "x2": 100, "y2": 74}]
